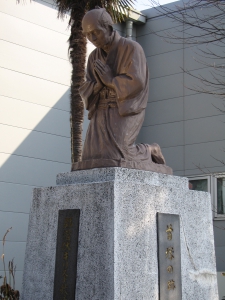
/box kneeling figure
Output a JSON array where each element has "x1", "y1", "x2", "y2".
[{"x1": 72, "y1": 7, "x2": 172, "y2": 175}]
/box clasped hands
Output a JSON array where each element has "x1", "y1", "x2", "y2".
[{"x1": 94, "y1": 59, "x2": 114, "y2": 89}]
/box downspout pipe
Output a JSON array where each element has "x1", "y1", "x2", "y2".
[
  {"x1": 125, "y1": 9, "x2": 146, "y2": 40},
  {"x1": 126, "y1": 20, "x2": 133, "y2": 40}
]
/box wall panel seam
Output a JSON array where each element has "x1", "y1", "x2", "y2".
[
  {"x1": 0, "y1": 241, "x2": 27, "y2": 243},
  {"x1": 149, "y1": 72, "x2": 183, "y2": 80},
  {"x1": 0, "y1": 123, "x2": 70, "y2": 139},
  {"x1": 0, "y1": 151, "x2": 71, "y2": 164},
  {"x1": 142, "y1": 121, "x2": 182, "y2": 127},
  {"x1": 0, "y1": 11, "x2": 70, "y2": 37},
  {"x1": 0, "y1": 180, "x2": 41, "y2": 187},
  {"x1": 182, "y1": 21, "x2": 185, "y2": 174},
  {"x1": 143, "y1": 48, "x2": 182, "y2": 58},
  {"x1": 0, "y1": 39, "x2": 69, "y2": 61},
  {"x1": 147, "y1": 64, "x2": 214, "y2": 80},
  {"x1": 142, "y1": 48, "x2": 183, "y2": 58},
  {"x1": 139, "y1": 42, "x2": 204, "y2": 57},
  {"x1": 0, "y1": 67, "x2": 70, "y2": 87},
  {"x1": 159, "y1": 138, "x2": 225, "y2": 148},
  {"x1": 142, "y1": 113, "x2": 225, "y2": 127},
  {"x1": 145, "y1": 49, "x2": 183, "y2": 58},
  {"x1": 147, "y1": 90, "x2": 221, "y2": 103},
  {"x1": 0, "y1": 270, "x2": 24, "y2": 272},
  {"x1": 0, "y1": 209, "x2": 29, "y2": 214},
  {"x1": 147, "y1": 95, "x2": 183, "y2": 103},
  {"x1": 148, "y1": 70, "x2": 183, "y2": 80},
  {"x1": 179, "y1": 165, "x2": 225, "y2": 172},
  {"x1": 0, "y1": 94, "x2": 70, "y2": 113},
  {"x1": 136, "y1": 25, "x2": 182, "y2": 36}
]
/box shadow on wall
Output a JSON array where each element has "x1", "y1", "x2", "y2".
[
  {"x1": 0, "y1": 85, "x2": 89, "y2": 207},
  {"x1": 0, "y1": 88, "x2": 90, "y2": 291},
  {"x1": 0, "y1": 90, "x2": 72, "y2": 190},
  {"x1": 0, "y1": 88, "x2": 90, "y2": 189},
  {"x1": 0, "y1": 89, "x2": 75, "y2": 291},
  {"x1": 0, "y1": 86, "x2": 90, "y2": 218}
]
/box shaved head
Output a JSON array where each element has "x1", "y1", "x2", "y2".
[
  {"x1": 82, "y1": 8, "x2": 114, "y2": 34},
  {"x1": 82, "y1": 7, "x2": 114, "y2": 49}
]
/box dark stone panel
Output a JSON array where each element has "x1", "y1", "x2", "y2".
[
  {"x1": 53, "y1": 209, "x2": 80, "y2": 300},
  {"x1": 157, "y1": 213, "x2": 182, "y2": 300}
]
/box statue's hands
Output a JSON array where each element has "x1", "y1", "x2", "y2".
[
  {"x1": 93, "y1": 70, "x2": 104, "y2": 95},
  {"x1": 94, "y1": 59, "x2": 114, "y2": 88}
]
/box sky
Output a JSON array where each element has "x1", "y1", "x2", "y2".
[{"x1": 133, "y1": 0, "x2": 177, "y2": 12}]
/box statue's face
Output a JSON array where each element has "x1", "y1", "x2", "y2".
[{"x1": 82, "y1": 17, "x2": 111, "y2": 49}]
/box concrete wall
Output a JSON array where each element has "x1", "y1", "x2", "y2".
[{"x1": 0, "y1": 0, "x2": 71, "y2": 291}]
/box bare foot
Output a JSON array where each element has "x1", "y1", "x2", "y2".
[{"x1": 149, "y1": 143, "x2": 166, "y2": 165}]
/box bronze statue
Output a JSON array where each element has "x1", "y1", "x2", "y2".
[{"x1": 72, "y1": 7, "x2": 172, "y2": 175}]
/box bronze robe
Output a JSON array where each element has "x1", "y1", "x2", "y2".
[{"x1": 73, "y1": 31, "x2": 172, "y2": 174}]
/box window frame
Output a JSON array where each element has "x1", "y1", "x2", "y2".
[
  {"x1": 187, "y1": 174, "x2": 214, "y2": 218},
  {"x1": 187, "y1": 173, "x2": 225, "y2": 220},
  {"x1": 188, "y1": 174, "x2": 211, "y2": 193},
  {"x1": 212, "y1": 173, "x2": 225, "y2": 220}
]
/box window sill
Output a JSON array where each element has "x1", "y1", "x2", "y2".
[{"x1": 213, "y1": 217, "x2": 225, "y2": 221}]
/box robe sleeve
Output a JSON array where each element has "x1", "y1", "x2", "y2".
[
  {"x1": 111, "y1": 41, "x2": 149, "y2": 117},
  {"x1": 111, "y1": 42, "x2": 147, "y2": 101},
  {"x1": 79, "y1": 53, "x2": 97, "y2": 110}
]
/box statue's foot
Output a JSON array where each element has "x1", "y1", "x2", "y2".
[{"x1": 149, "y1": 143, "x2": 166, "y2": 165}]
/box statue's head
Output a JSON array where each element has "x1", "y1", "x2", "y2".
[{"x1": 82, "y1": 7, "x2": 114, "y2": 49}]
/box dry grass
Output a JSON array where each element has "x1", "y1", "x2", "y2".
[{"x1": 0, "y1": 228, "x2": 20, "y2": 300}]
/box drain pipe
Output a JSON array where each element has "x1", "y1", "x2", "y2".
[
  {"x1": 126, "y1": 20, "x2": 133, "y2": 40},
  {"x1": 125, "y1": 9, "x2": 146, "y2": 40}
]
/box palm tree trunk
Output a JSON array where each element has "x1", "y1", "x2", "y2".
[
  {"x1": 54, "y1": 2, "x2": 132, "y2": 165},
  {"x1": 69, "y1": 8, "x2": 87, "y2": 164}
]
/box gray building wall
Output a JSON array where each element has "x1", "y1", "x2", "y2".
[
  {"x1": 0, "y1": 0, "x2": 71, "y2": 291},
  {"x1": 137, "y1": 6, "x2": 225, "y2": 177},
  {"x1": 136, "y1": 1, "x2": 225, "y2": 280}
]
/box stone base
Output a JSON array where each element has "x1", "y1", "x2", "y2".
[
  {"x1": 22, "y1": 168, "x2": 218, "y2": 300},
  {"x1": 71, "y1": 158, "x2": 173, "y2": 175}
]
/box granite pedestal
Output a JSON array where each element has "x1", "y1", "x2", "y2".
[{"x1": 21, "y1": 168, "x2": 218, "y2": 299}]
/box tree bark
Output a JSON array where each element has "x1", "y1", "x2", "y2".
[{"x1": 69, "y1": 9, "x2": 87, "y2": 164}]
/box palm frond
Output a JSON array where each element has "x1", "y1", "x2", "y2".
[{"x1": 54, "y1": 0, "x2": 135, "y2": 23}]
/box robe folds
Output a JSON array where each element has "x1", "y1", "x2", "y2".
[{"x1": 73, "y1": 31, "x2": 172, "y2": 174}]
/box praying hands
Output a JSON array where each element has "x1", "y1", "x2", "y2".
[{"x1": 94, "y1": 59, "x2": 114, "y2": 88}]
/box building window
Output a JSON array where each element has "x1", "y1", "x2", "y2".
[
  {"x1": 188, "y1": 175, "x2": 211, "y2": 193},
  {"x1": 189, "y1": 178, "x2": 209, "y2": 192},
  {"x1": 217, "y1": 177, "x2": 225, "y2": 214},
  {"x1": 188, "y1": 174, "x2": 225, "y2": 219},
  {"x1": 213, "y1": 174, "x2": 225, "y2": 218}
]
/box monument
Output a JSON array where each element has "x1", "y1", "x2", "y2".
[
  {"x1": 21, "y1": 8, "x2": 218, "y2": 300},
  {"x1": 72, "y1": 7, "x2": 172, "y2": 175}
]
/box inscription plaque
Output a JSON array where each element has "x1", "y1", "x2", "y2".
[
  {"x1": 53, "y1": 209, "x2": 80, "y2": 300},
  {"x1": 157, "y1": 213, "x2": 182, "y2": 300}
]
